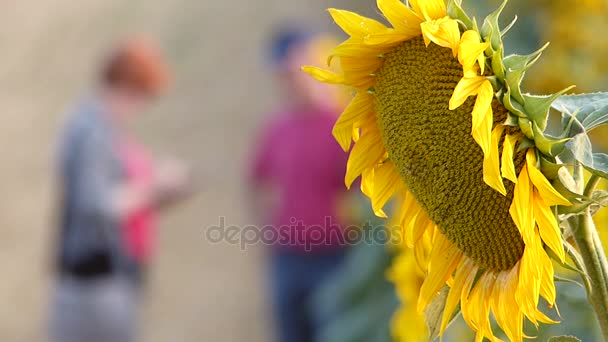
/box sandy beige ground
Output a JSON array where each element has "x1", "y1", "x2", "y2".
[{"x1": 0, "y1": 1, "x2": 378, "y2": 341}]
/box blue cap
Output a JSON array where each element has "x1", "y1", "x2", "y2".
[{"x1": 269, "y1": 25, "x2": 313, "y2": 66}]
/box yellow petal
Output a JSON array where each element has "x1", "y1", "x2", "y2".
[
  {"x1": 482, "y1": 125, "x2": 507, "y2": 195},
  {"x1": 538, "y1": 239, "x2": 557, "y2": 305},
  {"x1": 501, "y1": 134, "x2": 519, "y2": 183},
  {"x1": 516, "y1": 236, "x2": 542, "y2": 326},
  {"x1": 338, "y1": 55, "x2": 383, "y2": 73},
  {"x1": 459, "y1": 261, "x2": 479, "y2": 329},
  {"x1": 332, "y1": 92, "x2": 376, "y2": 151},
  {"x1": 470, "y1": 80, "x2": 494, "y2": 156},
  {"x1": 345, "y1": 125, "x2": 385, "y2": 188},
  {"x1": 338, "y1": 56, "x2": 383, "y2": 90},
  {"x1": 499, "y1": 267, "x2": 525, "y2": 342},
  {"x1": 414, "y1": 233, "x2": 432, "y2": 272},
  {"x1": 470, "y1": 274, "x2": 498, "y2": 341},
  {"x1": 411, "y1": 210, "x2": 432, "y2": 246},
  {"x1": 458, "y1": 30, "x2": 490, "y2": 75},
  {"x1": 360, "y1": 168, "x2": 389, "y2": 217},
  {"x1": 360, "y1": 167, "x2": 375, "y2": 198},
  {"x1": 330, "y1": 38, "x2": 391, "y2": 59},
  {"x1": 441, "y1": 258, "x2": 474, "y2": 334},
  {"x1": 491, "y1": 270, "x2": 524, "y2": 342},
  {"x1": 377, "y1": 0, "x2": 423, "y2": 34},
  {"x1": 420, "y1": 17, "x2": 461, "y2": 56},
  {"x1": 399, "y1": 193, "x2": 423, "y2": 247},
  {"x1": 371, "y1": 161, "x2": 402, "y2": 217},
  {"x1": 328, "y1": 8, "x2": 388, "y2": 38},
  {"x1": 410, "y1": 0, "x2": 447, "y2": 21},
  {"x1": 510, "y1": 164, "x2": 535, "y2": 244},
  {"x1": 526, "y1": 150, "x2": 571, "y2": 206},
  {"x1": 417, "y1": 234, "x2": 462, "y2": 313},
  {"x1": 363, "y1": 29, "x2": 414, "y2": 46},
  {"x1": 471, "y1": 80, "x2": 494, "y2": 132},
  {"x1": 472, "y1": 106, "x2": 493, "y2": 157},
  {"x1": 301, "y1": 66, "x2": 345, "y2": 84},
  {"x1": 449, "y1": 75, "x2": 486, "y2": 110},
  {"x1": 517, "y1": 231, "x2": 558, "y2": 326},
  {"x1": 534, "y1": 191, "x2": 565, "y2": 262}
]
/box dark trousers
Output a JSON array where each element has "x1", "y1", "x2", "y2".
[{"x1": 270, "y1": 248, "x2": 346, "y2": 342}]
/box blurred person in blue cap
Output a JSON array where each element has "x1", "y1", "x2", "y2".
[
  {"x1": 248, "y1": 25, "x2": 352, "y2": 342},
  {"x1": 50, "y1": 37, "x2": 193, "y2": 342}
]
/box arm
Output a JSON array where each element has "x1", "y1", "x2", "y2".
[
  {"x1": 73, "y1": 131, "x2": 190, "y2": 223},
  {"x1": 247, "y1": 123, "x2": 278, "y2": 225}
]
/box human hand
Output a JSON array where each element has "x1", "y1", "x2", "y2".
[{"x1": 154, "y1": 158, "x2": 194, "y2": 204}]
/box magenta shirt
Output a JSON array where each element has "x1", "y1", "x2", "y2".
[
  {"x1": 119, "y1": 137, "x2": 157, "y2": 264},
  {"x1": 251, "y1": 109, "x2": 348, "y2": 252}
]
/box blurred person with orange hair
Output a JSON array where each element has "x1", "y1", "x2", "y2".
[
  {"x1": 49, "y1": 37, "x2": 192, "y2": 342},
  {"x1": 248, "y1": 26, "x2": 351, "y2": 342}
]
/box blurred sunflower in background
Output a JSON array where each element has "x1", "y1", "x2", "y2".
[
  {"x1": 528, "y1": 0, "x2": 608, "y2": 93},
  {"x1": 304, "y1": 0, "x2": 578, "y2": 341},
  {"x1": 387, "y1": 245, "x2": 428, "y2": 342}
]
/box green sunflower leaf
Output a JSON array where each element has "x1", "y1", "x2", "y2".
[
  {"x1": 547, "y1": 336, "x2": 582, "y2": 342},
  {"x1": 552, "y1": 92, "x2": 608, "y2": 132},
  {"x1": 561, "y1": 132, "x2": 608, "y2": 179},
  {"x1": 585, "y1": 153, "x2": 608, "y2": 179},
  {"x1": 590, "y1": 190, "x2": 608, "y2": 216}
]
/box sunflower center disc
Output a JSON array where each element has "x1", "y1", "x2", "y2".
[{"x1": 375, "y1": 37, "x2": 524, "y2": 271}]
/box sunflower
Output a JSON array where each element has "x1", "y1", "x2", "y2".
[
  {"x1": 387, "y1": 248, "x2": 428, "y2": 342},
  {"x1": 303, "y1": 0, "x2": 575, "y2": 341}
]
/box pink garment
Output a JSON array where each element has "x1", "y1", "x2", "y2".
[
  {"x1": 119, "y1": 137, "x2": 157, "y2": 264},
  {"x1": 251, "y1": 109, "x2": 348, "y2": 252}
]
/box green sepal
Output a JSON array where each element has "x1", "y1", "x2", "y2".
[
  {"x1": 522, "y1": 87, "x2": 575, "y2": 131},
  {"x1": 518, "y1": 117, "x2": 534, "y2": 140},
  {"x1": 503, "y1": 86, "x2": 526, "y2": 117},
  {"x1": 424, "y1": 286, "x2": 460, "y2": 342},
  {"x1": 502, "y1": 43, "x2": 549, "y2": 104},
  {"x1": 480, "y1": 0, "x2": 507, "y2": 52},
  {"x1": 501, "y1": 15, "x2": 518, "y2": 37},
  {"x1": 490, "y1": 43, "x2": 505, "y2": 80},
  {"x1": 503, "y1": 112, "x2": 519, "y2": 127},
  {"x1": 539, "y1": 155, "x2": 563, "y2": 180},
  {"x1": 561, "y1": 190, "x2": 608, "y2": 216},
  {"x1": 447, "y1": 0, "x2": 473, "y2": 30},
  {"x1": 553, "y1": 275, "x2": 584, "y2": 289},
  {"x1": 531, "y1": 123, "x2": 570, "y2": 157},
  {"x1": 517, "y1": 136, "x2": 534, "y2": 152}
]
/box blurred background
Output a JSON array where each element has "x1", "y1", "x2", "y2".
[{"x1": 0, "y1": 0, "x2": 606, "y2": 341}]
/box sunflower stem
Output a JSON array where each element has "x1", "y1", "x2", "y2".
[
  {"x1": 572, "y1": 175, "x2": 608, "y2": 340},
  {"x1": 573, "y1": 162, "x2": 585, "y2": 194},
  {"x1": 585, "y1": 174, "x2": 602, "y2": 198}
]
